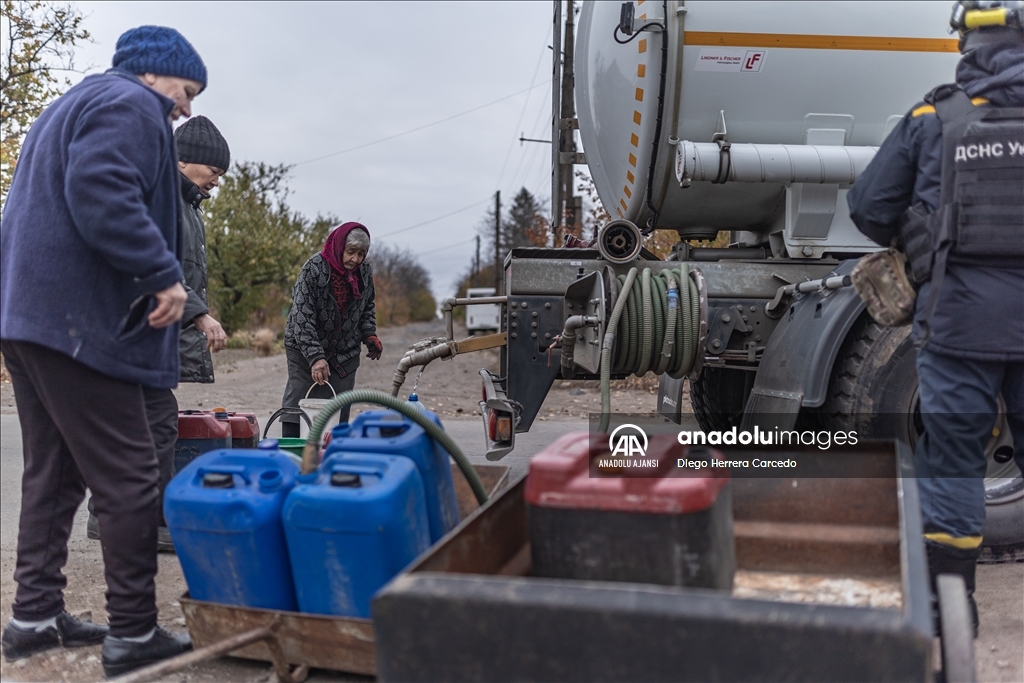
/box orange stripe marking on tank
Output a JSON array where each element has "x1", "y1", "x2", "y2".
[
  {"x1": 635, "y1": 87, "x2": 644, "y2": 102},
  {"x1": 623, "y1": 185, "x2": 632, "y2": 199},
  {"x1": 617, "y1": 207, "x2": 624, "y2": 218},
  {"x1": 631, "y1": 133, "x2": 640, "y2": 147},
  {"x1": 627, "y1": 170, "x2": 636, "y2": 184},
  {"x1": 629, "y1": 153, "x2": 637, "y2": 167},
  {"x1": 683, "y1": 31, "x2": 959, "y2": 53},
  {"x1": 637, "y1": 0, "x2": 644, "y2": 5},
  {"x1": 638, "y1": 39, "x2": 647, "y2": 53},
  {"x1": 633, "y1": 111, "x2": 642, "y2": 125},
  {"x1": 639, "y1": 14, "x2": 647, "y2": 20},
  {"x1": 637, "y1": 64, "x2": 646, "y2": 78},
  {"x1": 620, "y1": 199, "x2": 629, "y2": 211}
]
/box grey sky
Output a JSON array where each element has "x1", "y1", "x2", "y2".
[{"x1": 70, "y1": 1, "x2": 557, "y2": 302}]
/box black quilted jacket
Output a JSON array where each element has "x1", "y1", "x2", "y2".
[{"x1": 284, "y1": 254, "x2": 376, "y2": 376}]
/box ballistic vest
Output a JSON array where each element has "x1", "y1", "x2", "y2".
[{"x1": 901, "y1": 84, "x2": 1024, "y2": 342}]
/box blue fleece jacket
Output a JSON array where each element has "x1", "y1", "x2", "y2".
[
  {"x1": 848, "y1": 43, "x2": 1024, "y2": 361},
  {"x1": 0, "y1": 69, "x2": 184, "y2": 387}
]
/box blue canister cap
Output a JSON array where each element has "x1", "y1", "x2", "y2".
[
  {"x1": 259, "y1": 468, "x2": 284, "y2": 492},
  {"x1": 258, "y1": 438, "x2": 279, "y2": 450}
]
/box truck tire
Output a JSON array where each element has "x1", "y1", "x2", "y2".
[
  {"x1": 821, "y1": 314, "x2": 1023, "y2": 563},
  {"x1": 690, "y1": 367, "x2": 753, "y2": 432}
]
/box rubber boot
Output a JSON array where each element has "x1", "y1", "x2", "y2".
[
  {"x1": 926, "y1": 540, "x2": 980, "y2": 638},
  {"x1": 281, "y1": 421, "x2": 301, "y2": 438}
]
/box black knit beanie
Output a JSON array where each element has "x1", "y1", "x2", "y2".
[{"x1": 175, "y1": 116, "x2": 230, "y2": 171}]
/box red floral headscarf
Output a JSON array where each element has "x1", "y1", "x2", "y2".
[{"x1": 320, "y1": 222, "x2": 369, "y2": 299}]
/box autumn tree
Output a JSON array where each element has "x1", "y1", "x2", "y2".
[
  {"x1": 204, "y1": 162, "x2": 326, "y2": 334},
  {"x1": 505, "y1": 187, "x2": 549, "y2": 249},
  {"x1": 1, "y1": 0, "x2": 89, "y2": 200},
  {"x1": 476, "y1": 186, "x2": 549, "y2": 275},
  {"x1": 371, "y1": 243, "x2": 436, "y2": 326}
]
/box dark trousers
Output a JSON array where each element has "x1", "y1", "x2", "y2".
[
  {"x1": 3, "y1": 340, "x2": 160, "y2": 637},
  {"x1": 280, "y1": 349, "x2": 356, "y2": 437},
  {"x1": 86, "y1": 387, "x2": 176, "y2": 526},
  {"x1": 914, "y1": 347, "x2": 1024, "y2": 539},
  {"x1": 144, "y1": 387, "x2": 178, "y2": 523}
]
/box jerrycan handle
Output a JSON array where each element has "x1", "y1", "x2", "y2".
[
  {"x1": 359, "y1": 419, "x2": 410, "y2": 437},
  {"x1": 329, "y1": 463, "x2": 385, "y2": 482},
  {"x1": 196, "y1": 465, "x2": 251, "y2": 485}
]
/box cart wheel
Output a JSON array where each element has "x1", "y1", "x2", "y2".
[{"x1": 938, "y1": 574, "x2": 976, "y2": 683}]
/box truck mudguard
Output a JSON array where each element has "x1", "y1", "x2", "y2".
[{"x1": 741, "y1": 260, "x2": 864, "y2": 429}]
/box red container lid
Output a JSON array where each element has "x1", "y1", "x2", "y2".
[
  {"x1": 177, "y1": 410, "x2": 232, "y2": 439},
  {"x1": 226, "y1": 412, "x2": 260, "y2": 439},
  {"x1": 525, "y1": 432, "x2": 728, "y2": 515}
]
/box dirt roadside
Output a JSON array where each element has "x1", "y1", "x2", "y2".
[
  {"x1": 0, "y1": 320, "x2": 662, "y2": 683},
  {"x1": 1, "y1": 320, "x2": 1020, "y2": 682}
]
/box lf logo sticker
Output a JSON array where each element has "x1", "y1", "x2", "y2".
[{"x1": 742, "y1": 50, "x2": 766, "y2": 72}]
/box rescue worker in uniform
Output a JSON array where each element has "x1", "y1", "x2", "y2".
[{"x1": 848, "y1": 0, "x2": 1024, "y2": 636}]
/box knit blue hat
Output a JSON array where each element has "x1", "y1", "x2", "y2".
[{"x1": 112, "y1": 26, "x2": 207, "y2": 91}]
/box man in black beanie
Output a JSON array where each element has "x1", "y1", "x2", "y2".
[{"x1": 87, "y1": 115, "x2": 230, "y2": 553}]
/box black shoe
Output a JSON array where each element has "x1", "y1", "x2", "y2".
[
  {"x1": 101, "y1": 626, "x2": 192, "y2": 678},
  {"x1": 2, "y1": 611, "x2": 108, "y2": 661},
  {"x1": 2, "y1": 621, "x2": 59, "y2": 661},
  {"x1": 88, "y1": 514, "x2": 175, "y2": 554},
  {"x1": 56, "y1": 611, "x2": 109, "y2": 648}
]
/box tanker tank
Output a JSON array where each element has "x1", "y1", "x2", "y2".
[{"x1": 576, "y1": 1, "x2": 960, "y2": 256}]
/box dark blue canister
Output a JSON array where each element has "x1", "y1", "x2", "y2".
[
  {"x1": 283, "y1": 454, "x2": 431, "y2": 618},
  {"x1": 323, "y1": 402, "x2": 459, "y2": 542},
  {"x1": 164, "y1": 448, "x2": 299, "y2": 610}
]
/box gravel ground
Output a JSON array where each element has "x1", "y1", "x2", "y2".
[{"x1": 1, "y1": 320, "x2": 1020, "y2": 682}]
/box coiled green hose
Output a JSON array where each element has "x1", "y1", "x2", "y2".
[
  {"x1": 299, "y1": 388, "x2": 488, "y2": 504},
  {"x1": 599, "y1": 262, "x2": 700, "y2": 432}
]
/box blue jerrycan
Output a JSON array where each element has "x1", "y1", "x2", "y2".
[
  {"x1": 163, "y1": 447, "x2": 299, "y2": 610},
  {"x1": 323, "y1": 401, "x2": 459, "y2": 542},
  {"x1": 283, "y1": 454, "x2": 431, "y2": 618}
]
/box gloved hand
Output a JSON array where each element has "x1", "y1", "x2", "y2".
[{"x1": 364, "y1": 335, "x2": 383, "y2": 360}]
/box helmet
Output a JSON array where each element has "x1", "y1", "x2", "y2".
[{"x1": 950, "y1": 1, "x2": 1024, "y2": 51}]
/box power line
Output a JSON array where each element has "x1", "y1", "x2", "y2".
[
  {"x1": 373, "y1": 197, "x2": 492, "y2": 239},
  {"x1": 293, "y1": 80, "x2": 551, "y2": 167},
  {"x1": 418, "y1": 236, "x2": 477, "y2": 257},
  {"x1": 495, "y1": 24, "x2": 552, "y2": 190}
]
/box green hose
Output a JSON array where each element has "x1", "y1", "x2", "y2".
[
  {"x1": 599, "y1": 262, "x2": 701, "y2": 432},
  {"x1": 299, "y1": 388, "x2": 488, "y2": 505}
]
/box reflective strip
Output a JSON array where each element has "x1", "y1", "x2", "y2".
[
  {"x1": 965, "y1": 8, "x2": 1009, "y2": 29},
  {"x1": 912, "y1": 97, "x2": 989, "y2": 118},
  {"x1": 684, "y1": 31, "x2": 959, "y2": 53},
  {"x1": 925, "y1": 532, "x2": 984, "y2": 549}
]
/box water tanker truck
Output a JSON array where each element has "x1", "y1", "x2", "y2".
[{"x1": 397, "y1": 1, "x2": 1021, "y2": 559}]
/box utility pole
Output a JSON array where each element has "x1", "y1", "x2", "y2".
[
  {"x1": 550, "y1": 0, "x2": 562, "y2": 243},
  {"x1": 474, "y1": 234, "x2": 481, "y2": 282},
  {"x1": 552, "y1": 1, "x2": 582, "y2": 246},
  {"x1": 493, "y1": 190, "x2": 501, "y2": 293}
]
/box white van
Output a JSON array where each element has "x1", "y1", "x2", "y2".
[{"x1": 466, "y1": 287, "x2": 501, "y2": 335}]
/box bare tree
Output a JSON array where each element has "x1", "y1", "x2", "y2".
[{"x1": 1, "y1": 0, "x2": 90, "y2": 200}]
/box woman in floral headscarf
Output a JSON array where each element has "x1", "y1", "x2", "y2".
[{"x1": 279, "y1": 222, "x2": 383, "y2": 436}]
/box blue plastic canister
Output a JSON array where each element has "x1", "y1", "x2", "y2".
[
  {"x1": 283, "y1": 454, "x2": 431, "y2": 618},
  {"x1": 163, "y1": 447, "x2": 300, "y2": 611},
  {"x1": 323, "y1": 402, "x2": 459, "y2": 542}
]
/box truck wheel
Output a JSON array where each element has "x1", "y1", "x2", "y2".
[
  {"x1": 690, "y1": 367, "x2": 753, "y2": 432},
  {"x1": 821, "y1": 314, "x2": 1024, "y2": 563}
]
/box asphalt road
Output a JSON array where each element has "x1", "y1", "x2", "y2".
[{"x1": 2, "y1": 413, "x2": 1021, "y2": 682}]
